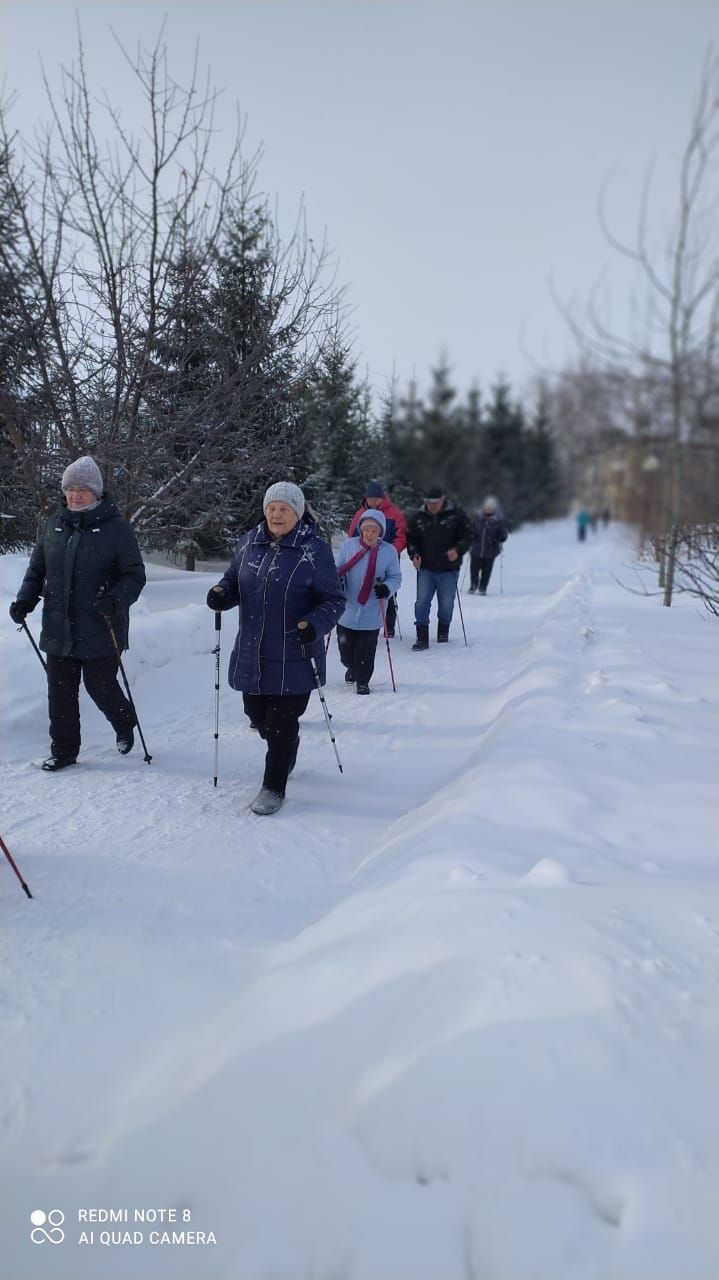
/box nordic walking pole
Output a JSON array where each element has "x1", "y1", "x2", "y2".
[
  {"x1": 104, "y1": 620, "x2": 152, "y2": 763},
  {"x1": 455, "y1": 577, "x2": 468, "y2": 646},
  {"x1": 394, "y1": 599, "x2": 402, "y2": 641},
  {"x1": 307, "y1": 655, "x2": 343, "y2": 772},
  {"x1": 212, "y1": 610, "x2": 222, "y2": 786},
  {"x1": 18, "y1": 620, "x2": 47, "y2": 671},
  {"x1": 298, "y1": 625, "x2": 343, "y2": 773},
  {"x1": 500, "y1": 548, "x2": 504, "y2": 595},
  {"x1": 325, "y1": 626, "x2": 334, "y2": 656},
  {"x1": 378, "y1": 594, "x2": 397, "y2": 692},
  {"x1": 0, "y1": 834, "x2": 33, "y2": 899}
]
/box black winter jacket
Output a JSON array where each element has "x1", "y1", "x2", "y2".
[
  {"x1": 406, "y1": 499, "x2": 473, "y2": 573},
  {"x1": 16, "y1": 495, "x2": 146, "y2": 659},
  {"x1": 471, "y1": 512, "x2": 509, "y2": 559}
]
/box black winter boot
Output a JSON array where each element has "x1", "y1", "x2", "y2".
[
  {"x1": 437, "y1": 622, "x2": 450, "y2": 643},
  {"x1": 41, "y1": 755, "x2": 77, "y2": 772},
  {"x1": 411, "y1": 624, "x2": 429, "y2": 651}
]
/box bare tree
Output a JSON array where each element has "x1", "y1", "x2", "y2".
[
  {"x1": 551, "y1": 48, "x2": 719, "y2": 604},
  {"x1": 0, "y1": 25, "x2": 341, "y2": 552}
]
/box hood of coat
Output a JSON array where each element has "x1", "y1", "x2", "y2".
[{"x1": 358, "y1": 508, "x2": 387, "y2": 537}]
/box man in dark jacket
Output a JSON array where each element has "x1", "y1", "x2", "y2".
[
  {"x1": 469, "y1": 496, "x2": 509, "y2": 594},
  {"x1": 9, "y1": 456, "x2": 146, "y2": 770},
  {"x1": 406, "y1": 485, "x2": 472, "y2": 649}
]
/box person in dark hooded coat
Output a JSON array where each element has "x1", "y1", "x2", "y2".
[
  {"x1": 207, "y1": 481, "x2": 345, "y2": 815},
  {"x1": 9, "y1": 456, "x2": 146, "y2": 770},
  {"x1": 469, "y1": 495, "x2": 509, "y2": 594}
]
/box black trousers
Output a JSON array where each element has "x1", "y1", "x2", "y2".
[
  {"x1": 47, "y1": 654, "x2": 136, "y2": 760},
  {"x1": 336, "y1": 625, "x2": 379, "y2": 685},
  {"x1": 470, "y1": 552, "x2": 496, "y2": 592},
  {"x1": 242, "y1": 692, "x2": 310, "y2": 795}
]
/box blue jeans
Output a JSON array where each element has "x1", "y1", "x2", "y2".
[{"x1": 414, "y1": 569, "x2": 458, "y2": 626}]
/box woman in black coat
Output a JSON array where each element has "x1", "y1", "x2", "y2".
[
  {"x1": 9, "y1": 456, "x2": 146, "y2": 770},
  {"x1": 469, "y1": 496, "x2": 508, "y2": 595}
]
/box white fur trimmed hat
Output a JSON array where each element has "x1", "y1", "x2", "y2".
[
  {"x1": 263, "y1": 481, "x2": 305, "y2": 519},
  {"x1": 61, "y1": 455, "x2": 104, "y2": 497}
]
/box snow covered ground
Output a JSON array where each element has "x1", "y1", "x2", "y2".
[{"x1": 1, "y1": 520, "x2": 717, "y2": 1280}]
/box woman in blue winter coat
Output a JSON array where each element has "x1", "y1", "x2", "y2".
[
  {"x1": 207, "y1": 482, "x2": 345, "y2": 815},
  {"x1": 336, "y1": 509, "x2": 402, "y2": 694}
]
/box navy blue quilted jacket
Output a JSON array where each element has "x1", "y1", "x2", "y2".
[{"x1": 218, "y1": 519, "x2": 345, "y2": 694}]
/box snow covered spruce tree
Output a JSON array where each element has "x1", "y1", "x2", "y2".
[
  {"x1": 476, "y1": 380, "x2": 530, "y2": 523},
  {"x1": 0, "y1": 133, "x2": 60, "y2": 547},
  {"x1": 298, "y1": 330, "x2": 381, "y2": 533},
  {"x1": 388, "y1": 358, "x2": 476, "y2": 506},
  {"x1": 522, "y1": 394, "x2": 565, "y2": 521},
  {"x1": 0, "y1": 32, "x2": 341, "y2": 556}
]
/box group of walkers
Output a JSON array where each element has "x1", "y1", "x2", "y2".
[{"x1": 9, "y1": 460, "x2": 509, "y2": 815}]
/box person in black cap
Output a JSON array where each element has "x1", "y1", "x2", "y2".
[
  {"x1": 406, "y1": 486, "x2": 472, "y2": 649},
  {"x1": 347, "y1": 481, "x2": 407, "y2": 637}
]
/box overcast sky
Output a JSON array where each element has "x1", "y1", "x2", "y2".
[{"x1": 1, "y1": 0, "x2": 717, "y2": 402}]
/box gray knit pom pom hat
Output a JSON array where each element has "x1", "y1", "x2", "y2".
[
  {"x1": 263, "y1": 482, "x2": 305, "y2": 519},
  {"x1": 61, "y1": 456, "x2": 104, "y2": 498}
]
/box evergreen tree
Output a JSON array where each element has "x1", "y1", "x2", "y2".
[
  {"x1": 389, "y1": 357, "x2": 471, "y2": 507},
  {"x1": 299, "y1": 335, "x2": 378, "y2": 531},
  {"x1": 417, "y1": 358, "x2": 467, "y2": 496},
  {"x1": 523, "y1": 396, "x2": 565, "y2": 520},
  {"x1": 0, "y1": 140, "x2": 56, "y2": 548},
  {"x1": 477, "y1": 380, "x2": 528, "y2": 523}
]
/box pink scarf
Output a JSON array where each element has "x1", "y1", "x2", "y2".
[{"x1": 338, "y1": 537, "x2": 380, "y2": 605}]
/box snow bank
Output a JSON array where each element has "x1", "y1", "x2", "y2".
[{"x1": 1, "y1": 522, "x2": 717, "y2": 1280}]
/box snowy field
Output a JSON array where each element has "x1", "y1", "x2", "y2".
[{"x1": 1, "y1": 520, "x2": 717, "y2": 1280}]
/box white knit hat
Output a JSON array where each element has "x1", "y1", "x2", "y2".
[
  {"x1": 61, "y1": 456, "x2": 104, "y2": 497},
  {"x1": 263, "y1": 482, "x2": 305, "y2": 519}
]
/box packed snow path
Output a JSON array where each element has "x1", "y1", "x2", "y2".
[{"x1": 1, "y1": 521, "x2": 717, "y2": 1280}]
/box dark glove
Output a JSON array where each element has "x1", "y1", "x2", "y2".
[
  {"x1": 9, "y1": 600, "x2": 29, "y2": 623},
  {"x1": 207, "y1": 586, "x2": 229, "y2": 611},
  {"x1": 374, "y1": 582, "x2": 390, "y2": 599},
  {"x1": 297, "y1": 620, "x2": 317, "y2": 646},
  {"x1": 96, "y1": 595, "x2": 120, "y2": 621}
]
